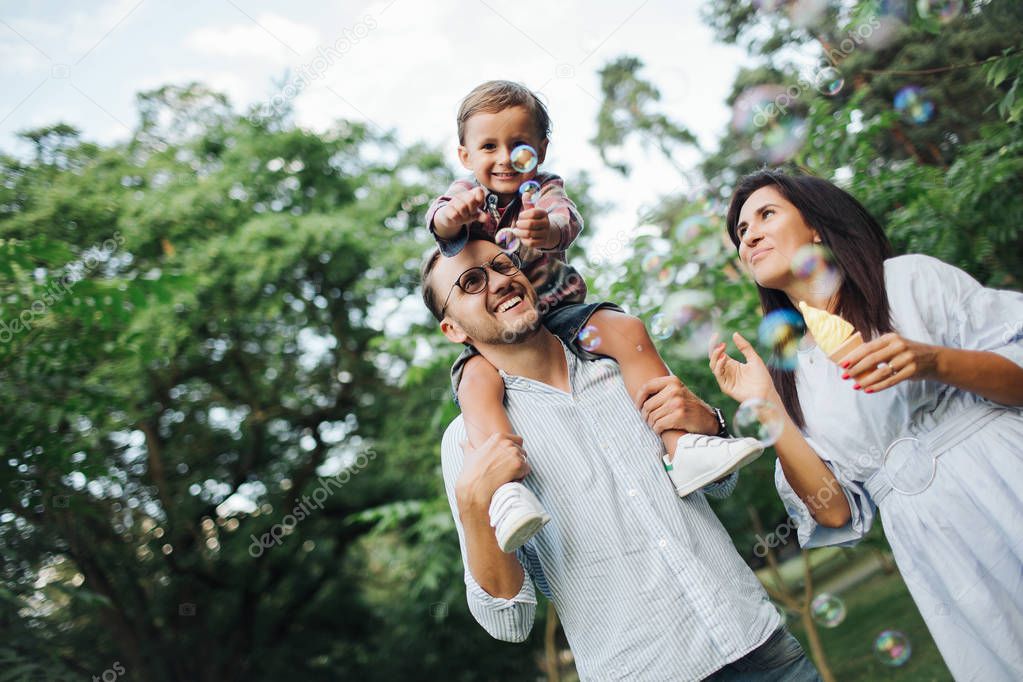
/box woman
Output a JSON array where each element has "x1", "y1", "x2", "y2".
[{"x1": 709, "y1": 169, "x2": 1023, "y2": 680}]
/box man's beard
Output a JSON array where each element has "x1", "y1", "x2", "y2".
[{"x1": 458, "y1": 304, "x2": 542, "y2": 346}]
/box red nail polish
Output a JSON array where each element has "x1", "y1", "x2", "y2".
[
  {"x1": 841, "y1": 361, "x2": 850, "y2": 369},
  {"x1": 865, "y1": 388, "x2": 874, "y2": 394},
  {"x1": 853, "y1": 384, "x2": 861, "y2": 390},
  {"x1": 841, "y1": 373, "x2": 849, "y2": 380}
]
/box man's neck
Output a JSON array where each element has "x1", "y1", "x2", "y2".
[{"x1": 477, "y1": 329, "x2": 570, "y2": 392}]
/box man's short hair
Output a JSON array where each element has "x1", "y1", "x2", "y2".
[
  {"x1": 457, "y1": 80, "x2": 551, "y2": 145},
  {"x1": 420, "y1": 248, "x2": 446, "y2": 322}
]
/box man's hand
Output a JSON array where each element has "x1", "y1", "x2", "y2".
[
  {"x1": 513, "y1": 208, "x2": 559, "y2": 250},
  {"x1": 434, "y1": 187, "x2": 487, "y2": 237},
  {"x1": 635, "y1": 376, "x2": 719, "y2": 436},
  {"x1": 455, "y1": 433, "x2": 531, "y2": 512}
]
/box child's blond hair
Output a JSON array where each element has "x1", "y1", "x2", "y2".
[{"x1": 457, "y1": 80, "x2": 551, "y2": 144}]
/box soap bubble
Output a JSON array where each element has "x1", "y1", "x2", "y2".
[
  {"x1": 752, "y1": 116, "x2": 809, "y2": 164},
  {"x1": 732, "y1": 85, "x2": 787, "y2": 134},
  {"x1": 510, "y1": 144, "x2": 538, "y2": 173},
  {"x1": 873, "y1": 630, "x2": 912, "y2": 666},
  {"x1": 675, "y1": 214, "x2": 711, "y2": 242},
  {"x1": 787, "y1": 0, "x2": 829, "y2": 28},
  {"x1": 917, "y1": 0, "x2": 961, "y2": 23},
  {"x1": 894, "y1": 86, "x2": 935, "y2": 124},
  {"x1": 810, "y1": 593, "x2": 847, "y2": 628},
  {"x1": 577, "y1": 325, "x2": 601, "y2": 352},
  {"x1": 734, "y1": 398, "x2": 785, "y2": 447},
  {"x1": 495, "y1": 227, "x2": 519, "y2": 253},
  {"x1": 642, "y1": 253, "x2": 674, "y2": 284},
  {"x1": 759, "y1": 309, "x2": 806, "y2": 370},
  {"x1": 650, "y1": 313, "x2": 675, "y2": 340},
  {"x1": 662, "y1": 290, "x2": 712, "y2": 330},
  {"x1": 518, "y1": 180, "x2": 541, "y2": 206},
  {"x1": 815, "y1": 66, "x2": 845, "y2": 96},
  {"x1": 791, "y1": 244, "x2": 843, "y2": 298}
]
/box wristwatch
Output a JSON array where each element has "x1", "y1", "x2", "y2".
[{"x1": 711, "y1": 407, "x2": 730, "y2": 438}]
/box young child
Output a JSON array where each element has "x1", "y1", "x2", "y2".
[{"x1": 427, "y1": 80, "x2": 763, "y2": 552}]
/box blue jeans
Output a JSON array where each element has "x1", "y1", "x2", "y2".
[{"x1": 706, "y1": 627, "x2": 822, "y2": 681}]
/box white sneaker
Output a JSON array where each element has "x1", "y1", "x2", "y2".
[
  {"x1": 489, "y1": 481, "x2": 551, "y2": 553},
  {"x1": 663, "y1": 433, "x2": 764, "y2": 497}
]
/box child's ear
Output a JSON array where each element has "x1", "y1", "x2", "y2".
[
  {"x1": 457, "y1": 145, "x2": 472, "y2": 171},
  {"x1": 537, "y1": 138, "x2": 549, "y2": 164},
  {"x1": 440, "y1": 317, "x2": 470, "y2": 345}
]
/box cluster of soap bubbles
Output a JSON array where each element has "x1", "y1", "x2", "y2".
[
  {"x1": 494, "y1": 146, "x2": 542, "y2": 254},
  {"x1": 791, "y1": 244, "x2": 843, "y2": 298},
  {"x1": 894, "y1": 85, "x2": 936, "y2": 125},
  {"x1": 808, "y1": 592, "x2": 914, "y2": 666},
  {"x1": 758, "y1": 308, "x2": 806, "y2": 370},
  {"x1": 734, "y1": 398, "x2": 785, "y2": 446}
]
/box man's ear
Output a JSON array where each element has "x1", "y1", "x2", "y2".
[
  {"x1": 440, "y1": 317, "x2": 470, "y2": 345},
  {"x1": 458, "y1": 145, "x2": 472, "y2": 171},
  {"x1": 537, "y1": 138, "x2": 549, "y2": 165}
]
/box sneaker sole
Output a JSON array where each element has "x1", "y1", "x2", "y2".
[
  {"x1": 497, "y1": 512, "x2": 551, "y2": 553},
  {"x1": 673, "y1": 446, "x2": 764, "y2": 498}
]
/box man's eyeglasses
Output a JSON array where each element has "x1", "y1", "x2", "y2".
[{"x1": 440, "y1": 252, "x2": 522, "y2": 316}]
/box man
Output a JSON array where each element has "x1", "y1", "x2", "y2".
[{"x1": 422, "y1": 235, "x2": 820, "y2": 681}]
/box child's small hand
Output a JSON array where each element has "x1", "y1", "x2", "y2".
[
  {"x1": 513, "y1": 208, "x2": 559, "y2": 250},
  {"x1": 435, "y1": 187, "x2": 487, "y2": 236}
]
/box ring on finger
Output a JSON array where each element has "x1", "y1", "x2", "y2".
[{"x1": 876, "y1": 361, "x2": 897, "y2": 378}]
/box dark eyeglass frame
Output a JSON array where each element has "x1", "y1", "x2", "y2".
[{"x1": 439, "y1": 252, "x2": 522, "y2": 316}]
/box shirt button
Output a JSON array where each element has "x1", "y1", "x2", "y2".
[
  {"x1": 658, "y1": 538, "x2": 667, "y2": 548},
  {"x1": 627, "y1": 489, "x2": 637, "y2": 497}
]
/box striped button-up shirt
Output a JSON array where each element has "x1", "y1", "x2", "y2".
[{"x1": 441, "y1": 340, "x2": 780, "y2": 681}]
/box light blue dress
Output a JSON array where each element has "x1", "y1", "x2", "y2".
[{"x1": 775, "y1": 254, "x2": 1023, "y2": 681}]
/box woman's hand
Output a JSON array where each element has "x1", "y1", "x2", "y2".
[
  {"x1": 836, "y1": 332, "x2": 940, "y2": 394},
  {"x1": 709, "y1": 332, "x2": 779, "y2": 404}
]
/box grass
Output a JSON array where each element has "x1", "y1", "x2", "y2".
[{"x1": 786, "y1": 570, "x2": 953, "y2": 681}]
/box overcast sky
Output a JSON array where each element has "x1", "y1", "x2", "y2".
[{"x1": 0, "y1": 0, "x2": 749, "y2": 250}]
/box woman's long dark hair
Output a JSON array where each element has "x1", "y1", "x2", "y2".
[{"x1": 725, "y1": 169, "x2": 895, "y2": 429}]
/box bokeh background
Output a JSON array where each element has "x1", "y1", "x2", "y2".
[{"x1": 1, "y1": 1, "x2": 1020, "y2": 680}]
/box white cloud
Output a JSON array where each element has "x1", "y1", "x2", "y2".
[{"x1": 185, "y1": 13, "x2": 319, "y2": 63}]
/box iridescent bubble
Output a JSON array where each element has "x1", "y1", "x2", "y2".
[
  {"x1": 815, "y1": 66, "x2": 845, "y2": 96},
  {"x1": 787, "y1": 0, "x2": 829, "y2": 28},
  {"x1": 642, "y1": 253, "x2": 664, "y2": 272},
  {"x1": 791, "y1": 244, "x2": 843, "y2": 298},
  {"x1": 873, "y1": 630, "x2": 912, "y2": 666},
  {"x1": 650, "y1": 313, "x2": 675, "y2": 340},
  {"x1": 810, "y1": 593, "x2": 847, "y2": 628},
  {"x1": 509, "y1": 144, "x2": 538, "y2": 173},
  {"x1": 495, "y1": 227, "x2": 520, "y2": 253},
  {"x1": 862, "y1": 14, "x2": 904, "y2": 51},
  {"x1": 917, "y1": 0, "x2": 961, "y2": 23},
  {"x1": 894, "y1": 86, "x2": 935, "y2": 125},
  {"x1": 734, "y1": 398, "x2": 785, "y2": 447},
  {"x1": 758, "y1": 309, "x2": 806, "y2": 371},
  {"x1": 662, "y1": 290, "x2": 712, "y2": 330},
  {"x1": 752, "y1": 116, "x2": 809, "y2": 164},
  {"x1": 577, "y1": 325, "x2": 601, "y2": 352},
  {"x1": 732, "y1": 85, "x2": 788, "y2": 134},
  {"x1": 518, "y1": 180, "x2": 541, "y2": 206},
  {"x1": 675, "y1": 214, "x2": 711, "y2": 242}
]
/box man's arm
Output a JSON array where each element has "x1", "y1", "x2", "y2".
[{"x1": 441, "y1": 421, "x2": 537, "y2": 642}]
